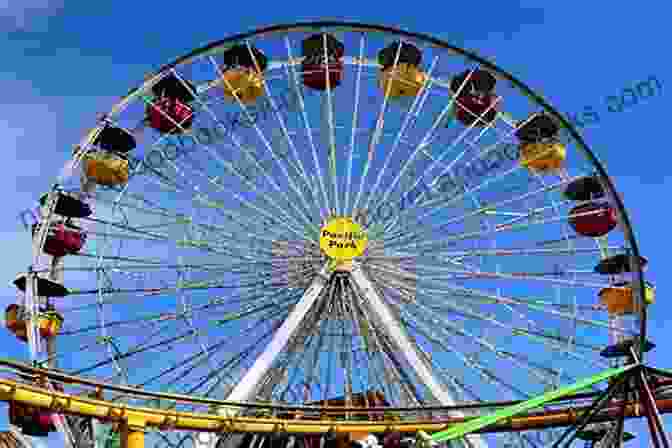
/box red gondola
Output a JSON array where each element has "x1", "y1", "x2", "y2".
[
  {"x1": 146, "y1": 96, "x2": 193, "y2": 134},
  {"x1": 301, "y1": 34, "x2": 345, "y2": 91},
  {"x1": 454, "y1": 93, "x2": 498, "y2": 127},
  {"x1": 451, "y1": 69, "x2": 499, "y2": 127},
  {"x1": 569, "y1": 202, "x2": 618, "y2": 237},
  {"x1": 32, "y1": 222, "x2": 86, "y2": 257},
  {"x1": 146, "y1": 74, "x2": 195, "y2": 134}
]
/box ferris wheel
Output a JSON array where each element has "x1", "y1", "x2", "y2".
[{"x1": 4, "y1": 22, "x2": 658, "y2": 448}]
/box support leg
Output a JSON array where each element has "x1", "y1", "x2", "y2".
[
  {"x1": 224, "y1": 264, "x2": 329, "y2": 405},
  {"x1": 639, "y1": 384, "x2": 662, "y2": 448},
  {"x1": 349, "y1": 264, "x2": 486, "y2": 448},
  {"x1": 639, "y1": 370, "x2": 671, "y2": 448},
  {"x1": 195, "y1": 266, "x2": 331, "y2": 448},
  {"x1": 611, "y1": 378, "x2": 630, "y2": 448}
]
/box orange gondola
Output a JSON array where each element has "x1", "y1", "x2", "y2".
[
  {"x1": 83, "y1": 151, "x2": 129, "y2": 186},
  {"x1": 4, "y1": 304, "x2": 64, "y2": 342},
  {"x1": 4, "y1": 304, "x2": 27, "y2": 341},
  {"x1": 599, "y1": 281, "x2": 655, "y2": 315}
]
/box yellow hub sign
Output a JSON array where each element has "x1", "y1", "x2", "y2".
[{"x1": 319, "y1": 217, "x2": 368, "y2": 261}]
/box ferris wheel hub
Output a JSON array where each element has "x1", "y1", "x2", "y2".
[{"x1": 319, "y1": 217, "x2": 368, "y2": 263}]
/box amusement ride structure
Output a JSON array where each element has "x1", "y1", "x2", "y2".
[{"x1": 1, "y1": 22, "x2": 670, "y2": 448}]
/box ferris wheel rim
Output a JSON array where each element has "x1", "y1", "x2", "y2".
[
  {"x1": 58, "y1": 21, "x2": 648, "y2": 389},
  {"x1": 86, "y1": 20, "x2": 647, "y2": 352}
]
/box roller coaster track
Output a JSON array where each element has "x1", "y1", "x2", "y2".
[{"x1": 1, "y1": 359, "x2": 672, "y2": 437}]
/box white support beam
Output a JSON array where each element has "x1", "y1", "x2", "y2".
[
  {"x1": 349, "y1": 263, "x2": 487, "y2": 448},
  {"x1": 196, "y1": 265, "x2": 330, "y2": 448},
  {"x1": 224, "y1": 264, "x2": 329, "y2": 405}
]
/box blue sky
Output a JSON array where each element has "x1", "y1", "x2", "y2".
[{"x1": 1, "y1": 1, "x2": 670, "y2": 446}]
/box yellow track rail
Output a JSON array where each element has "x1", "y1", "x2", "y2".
[
  {"x1": 3, "y1": 378, "x2": 672, "y2": 434},
  {"x1": 2, "y1": 361, "x2": 672, "y2": 448},
  {"x1": 0, "y1": 379, "x2": 451, "y2": 433}
]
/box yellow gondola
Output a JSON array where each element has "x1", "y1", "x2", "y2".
[
  {"x1": 83, "y1": 151, "x2": 129, "y2": 186},
  {"x1": 220, "y1": 68, "x2": 265, "y2": 104},
  {"x1": 379, "y1": 63, "x2": 427, "y2": 99},
  {"x1": 378, "y1": 42, "x2": 426, "y2": 99},
  {"x1": 519, "y1": 141, "x2": 566, "y2": 172},
  {"x1": 516, "y1": 114, "x2": 566, "y2": 172},
  {"x1": 220, "y1": 44, "x2": 267, "y2": 104},
  {"x1": 37, "y1": 310, "x2": 64, "y2": 339}
]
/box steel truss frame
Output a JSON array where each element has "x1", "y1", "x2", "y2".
[{"x1": 430, "y1": 347, "x2": 672, "y2": 447}]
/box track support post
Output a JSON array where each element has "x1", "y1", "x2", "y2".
[{"x1": 121, "y1": 414, "x2": 146, "y2": 448}]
